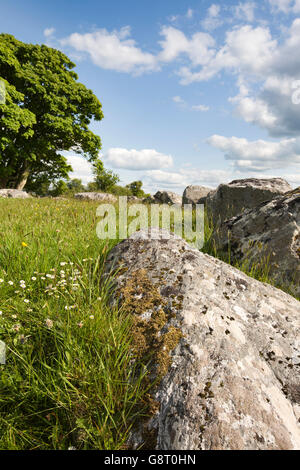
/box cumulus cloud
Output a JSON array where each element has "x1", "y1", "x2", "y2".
[
  {"x1": 172, "y1": 95, "x2": 185, "y2": 104},
  {"x1": 158, "y1": 26, "x2": 215, "y2": 66},
  {"x1": 178, "y1": 24, "x2": 277, "y2": 84},
  {"x1": 61, "y1": 26, "x2": 158, "y2": 74},
  {"x1": 207, "y1": 134, "x2": 300, "y2": 171},
  {"x1": 144, "y1": 168, "x2": 232, "y2": 191},
  {"x1": 44, "y1": 27, "x2": 56, "y2": 38},
  {"x1": 66, "y1": 155, "x2": 93, "y2": 184},
  {"x1": 234, "y1": 2, "x2": 256, "y2": 21},
  {"x1": 172, "y1": 96, "x2": 209, "y2": 111},
  {"x1": 268, "y1": 0, "x2": 300, "y2": 13},
  {"x1": 104, "y1": 148, "x2": 173, "y2": 171},
  {"x1": 191, "y1": 104, "x2": 210, "y2": 111},
  {"x1": 186, "y1": 8, "x2": 194, "y2": 19},
  {"x1": 201, "y1": 4, "x2": 223, "y2": 31}
]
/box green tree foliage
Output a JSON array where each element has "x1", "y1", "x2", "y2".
[
  {"x1": 0, "y1": 34, "x2": 104, "y2": 189},
  {"x1": 126, "y1": 180, "x2": 143, "y2": 197},
  {"x1": 93, "y1": 160, "x2": 120, "y2": 192},
  {"x1": 126, "y1": 180, "x2": 149, "y2": 198},
  {"x1": 67, "y1": 178, "x2": 85, "y2": 193},
  {"x1": 51, "y1": 180, "x2": 69, "y2": 197}
]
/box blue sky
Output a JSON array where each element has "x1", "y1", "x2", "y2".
[{"x1": 1, "y1": 0, "x2": 300, "y2": 192}]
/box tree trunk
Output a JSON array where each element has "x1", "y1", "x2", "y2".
[
  {"x1": 0, "y1": 177, "x2": 8, "y2": 189},
  {"x1": 16, "y1": 164, "x2": 30, "y2": 190}
]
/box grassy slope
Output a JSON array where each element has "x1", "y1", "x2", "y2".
[{"x1": 0, "y1": 198, "x2": 149, "y2": 450}]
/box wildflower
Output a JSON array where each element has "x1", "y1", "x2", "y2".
[
  {"x1": 89, "y1": 315, "x2": 94, "y2": 320},
  {"x1": 0, "y1": 311, "x2": 2, "y2": 316},
  {"x1": 8, "y1": 281, "x2": 14, "y2": 286},
  {"x1": 24, "y1": 299, "x2": 30, "y2": 304},
  {"x1": 31, "y1": 277, "x2": 37, "y2": 281},
  {"x1": 60, "y1": 262, "x2": 67, "y2": 266},
  {"x1": 19, "y1": 334, "x2": 28, "y2": 344},
  {"x1": 11, "y1": 314, "x2": 17, "y2": 319},
  {"x1": 21, "y1": 242, "x2": 28, "y2": 247},
  {"x1": 45, "y1": 318, "x2": 53, "y2": 329},
  {"x1": 13, "y1": 324, "x2": 21, "y2": 332},
  {"x1": 0, "y1": 279, "x2": 3, "y2": 283},
  {"x1": 78, "y1": 321, "x2": 84, "y2": 328}
]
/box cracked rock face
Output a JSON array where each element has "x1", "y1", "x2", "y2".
[
  {"x1": 213, "y1": 189, "x2": 300, "y2": 298},
  {"x1": 182, "y1": 185, "x2": 212, "y2": 206},
  {"x1": 0, "y1": 189, "x2": 32, "y2": 199},
  {"x1": 153, "y1": 191, "x2": 182, "y2": 205},
  {"x1": 206, "y1": 178, "x2": 292, "y2": 225},
  {"x1": 74, "y1": 192, "x2": 118, "y2": 203},
  {"x1": 107, "y1": 229, "x2": 300, "y2": 450}
]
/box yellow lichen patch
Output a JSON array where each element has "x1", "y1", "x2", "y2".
[{"x1": 118, "y1": 268, "x2": 182, "y2": 380}]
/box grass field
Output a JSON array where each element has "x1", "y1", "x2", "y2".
[
  {"x1": 0, "y1": 198, "x2": 151, "y2": 450},
  {"x1": 0, "y1": 197, "x2": 298, "y2": 449}
]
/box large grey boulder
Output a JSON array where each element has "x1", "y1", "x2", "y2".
[
  {"x1": 107, "y1": 229, "x2": 300, "y2": 450},
  {"x1": 153, "y1": 191, "x2": 182, "y2": 205},
  {"x1": 206, "y1": 178, "x2": 292, "y2": 225},
  {"x1": 74, "y1": 192, "x2": 117, "y2": 203},
  {"x1": 0, "y1": 189, "x2": 32, "y2": 199},
  {"x1": 182, "y1": 185, "x2": 212, "y2": 205},
  {"x1": 212, "y1": 188, "x2": 300, "y2": 298}
]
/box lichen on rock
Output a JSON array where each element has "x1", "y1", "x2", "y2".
[{"x1": 107, "y1": 229, "x2": 300, "y2": 450}]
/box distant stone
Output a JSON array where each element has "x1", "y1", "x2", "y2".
[
  {"x1": 212, "y1": 188, "x2": 300, "y2": 298},
  {"x1": 74, "y1": 192, "x2": 118, "y2": 203},
  {"x1": 0, "y1": 189, "x2": 32, "y2": 199},
  {"x1": 153, "y1": 191, "x2": 182, "y2": 205},
  {"x1": 206, "y1": 178, "x2": 292, "y2": 224},
  {"x1": 107, "y1": 229, "x2": 300, "y2": 450},
  {"x1": 143, "y1": 196, "x2": 156, "y2": 204},
  {"x1": 182, "y1": 185, "x2": 212, "y2": 205},
  {"x1": 127, "y1": 196, "x2": 143, "y2": 203}
]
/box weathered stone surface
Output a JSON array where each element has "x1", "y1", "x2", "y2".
[
  {"x1": 74, "y1": 192, "x2": 118, "y2": 203},
  {"x1": 212, "y1": 188, "x2": 300, "y2": 298},
  {"x1": 142, "y1": 196, "x2": 156, "y2": 204},
  {"x1": 206, "y1": 178, "x2": 292, "y2": 224},
  {"x1": 0, "y1": 189, "x2": 32, "y2": 199},
  {"x1": 107, "y1": 229, "x2": 300, "y2": 450},
  {"x1": 127, "y1": 196, "x2": 143, "y2": 203},
  {"x1": 153, "y1": 191, "x2": 182, "y2": 205},
  {"x1": 182, "y1": 185, "x2": 212, "y2": 205}
]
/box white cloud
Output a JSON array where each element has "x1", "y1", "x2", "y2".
[
  {"x1": 202, "y1": 4, "x2": 223, "y2": 31},
  {"x1": 178, "y1": 25, "x2": 277, "y2": 84},
  {"x1": 186, "y1": 8, "x2": 193, "y2": 19},
  {"x1": 268, "y1": 0, "x2": 293, "y2": 12},
  {"x1": 191, "y1": 104, "x2": 210, "y2": 111},
  {"x1": 144, "y1": 168, "x2": 231, "y2": 191},
  {"x1": 67, "y1": 155, "x2": 93, "y2": 184},
  {"x1": 207, "y1": 134, "x2": 300, "y2": 171},
  {"x1": 104, "y1": 148, "x2": 173, "y2": 171},
  {"x1": 269, "y1": 0, "x2": 300, "y2": 12},
  {"x1": 172, "y1": 95, "x2": 185, "y2": 104},
  {"x1": 235, "y1": 2, "x2": 256, "y2": 21},
  {"x1": 158, "y1": 26, "x2": 215, "y2": 66},
  {"x1": 172, "y1": 96, "x2": 209, "y2": 111},
  {"x1": 44, "y1": 27, "x2": 55, "y2": 38},
  {"x1": 61, "y1": 27, "x2": 158, "y2": 74}
]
